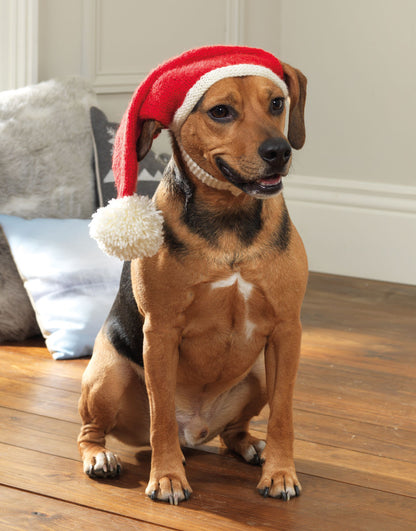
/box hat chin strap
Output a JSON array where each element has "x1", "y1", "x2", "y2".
[{"x1": 177, "y1": 141, "x2": 242, "y2": 196}]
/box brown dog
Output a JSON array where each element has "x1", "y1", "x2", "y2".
[{"x1": 78, "y1": 61, "x2": 307, "y2": 504}]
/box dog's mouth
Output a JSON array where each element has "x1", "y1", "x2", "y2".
[{"x1": 216, "y1": 157, "x2": 284, "y2": 197}]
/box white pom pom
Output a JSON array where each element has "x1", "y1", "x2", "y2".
[{"x1": 89, "y1": 194, "x2": 164, "y2": 260}]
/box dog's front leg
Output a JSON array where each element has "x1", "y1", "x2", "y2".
[
  {"x1": 257, "y1": 319, "x2": 302, "y2": 500},
  {"x1": 142, "y1": 324, "x2": 192, "y2": 505}
]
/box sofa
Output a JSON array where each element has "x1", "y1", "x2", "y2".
[{"x1": 0, "y1": 77, "x2": 168, "y2": 359}]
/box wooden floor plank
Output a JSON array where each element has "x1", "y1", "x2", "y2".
[
  {"x1": 0, "y1": 348, "x2": 86, "y2": 393},
  {"x1": 3, "y1": 403, "x2": 415, "y2": 503},
  {"x1": 293, "y1": 408, "x2": 416, "y2": 463},
  {"x1": 294, "y1": 439, "x2": 416, "y2": 498},
  {"x1": 1, "y1": 442, "x2": 415, "y2": 531},
  {"x1": 0, "y1": 338, "x2": 51, "y2": 359},
  {"x1": 294, "y1": 361, "x2": 416, "y2": 430},
  {"x1": 0, "y1": 486, "x2": 168, "y2": 530},
  {"x1": 1, "y1": 272, "x2": 415, "y2": 529},
  {"x1": 0, "y1": 377, "x2": 80, "y2": 423},
  {"x1": 301, "y1": 330, "x2": 415, "y2": 377},
  {"x1": 0, "y1": 407, "x2": 81, "y2": 461}
]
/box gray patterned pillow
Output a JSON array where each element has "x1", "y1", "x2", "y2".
[{"x1": 90, "y1": 107, "x2": 169, "y2": 207}]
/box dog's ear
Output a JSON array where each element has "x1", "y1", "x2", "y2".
[
  {"x1": 282, "y1": 63, "x2": 307, "y2": 150},
  {"x1": 136, "y1": 119, "x2": 164, "y2": 161}
]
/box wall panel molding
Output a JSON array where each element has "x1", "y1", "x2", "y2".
[
  {"x1": 82, "y1": 0, "x2": 146, "y2": 93},
  {"x1": 284, "y1": 175, "x2": 416, "y2": 285},
  {"x1": 82, "y1": 0, "x2": 246, "y2": 94},
  {"x1": 1, "y1": 0, "x2": 38, "y2": 90},
  {"x1": 225, "y1": 0, "x2": 245, "y2": 45}
]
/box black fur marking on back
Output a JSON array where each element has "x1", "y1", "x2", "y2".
[
  {"x1": 104, "y1": 261, "x2": 144, "y2": 366},
  {"x1": 272, "y1": 200, "x2": 291, "y2": 251}
]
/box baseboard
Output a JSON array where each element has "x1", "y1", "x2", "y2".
[{"x1": 283, "y1": 175, "x2": 416, "y2": 285}]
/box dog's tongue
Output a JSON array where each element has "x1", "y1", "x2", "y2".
[{"x1": 259, "y1": 175, "x2": 282, "y2": 186}]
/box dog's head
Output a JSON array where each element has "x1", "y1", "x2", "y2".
[
  {"x1": 138, "y1": 63, "x2": 306, "y2": 198},
  {"x1": 90, "y1": 48, "x2": 307, "y2": 261}
]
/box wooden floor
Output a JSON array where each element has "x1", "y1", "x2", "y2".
[{"x1": 1, "y1": 272, "x2": 415, "y2": 530}]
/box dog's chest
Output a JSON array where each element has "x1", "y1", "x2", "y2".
[
  {"x1": 179, "y1": 270, "x2": 274, "y2": 381},
  {"x1": 210, "y1": 272, "x2": 253, "y2": 301}
]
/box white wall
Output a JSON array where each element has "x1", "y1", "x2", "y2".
[
  {"x1": 2, "y1": 0, "x2": 416, "y2": 284},
  {"x1": 276, "y1": 0, "x2": 416, "y2": 285},
  {"x1": 37, "y1": 0, "x2": 249, "y2": 152},
  {"x1": 0, "y1": 0, "x2": 38, "y2": 90},
  {"x1": 278, "y1": 0, "x2": 416, "y2": 188},
  {"x1": 38, "y1": 0, "x2": 245, "y2": 123}
]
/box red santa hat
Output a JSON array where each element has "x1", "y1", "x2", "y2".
[{"x1": 89, "y1": 45, "x2": 288, "y2": 261}]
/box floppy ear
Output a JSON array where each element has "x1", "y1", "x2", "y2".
[
  {"x1": 136, "y1": 119, "x2": 164, "y2": 161},
  {"x1": 282, "y1": 63, "x2": 307, "y2": 149}
]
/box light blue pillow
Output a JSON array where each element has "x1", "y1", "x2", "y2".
[{"x1": 0, "y1": 215, "x2": 123, "y2": 359}]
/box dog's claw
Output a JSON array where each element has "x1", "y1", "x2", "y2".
[
  {"x1": 260, "y1": 486, "x2": 270, "y2": 498},
  {"x1": 281, "y1": 490, "x2": 288, "y2": 501},
  {"x1": 148, "y1": 484, "x2": 191, "y2": 504},
  {"x1": 294, "y1": 485, "x2": 301, "y2": 497},
  {"x1": 249, "y1": 454, "x2": 262, "y2": 466}
]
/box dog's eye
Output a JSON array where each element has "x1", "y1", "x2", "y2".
[
  {"x1": 208, "y1": 105, "x2": 233, "y2": 122},
  {"x1": 270, "y1": 97, "x2": 285, "y2": 115}
]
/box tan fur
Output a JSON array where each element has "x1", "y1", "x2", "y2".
[
  {"x1": 78, "y1": 66, "x2": 308, "y2": 504},
  {"x1": 181, "y1": 77, "x2": 289, "y2": 184}
]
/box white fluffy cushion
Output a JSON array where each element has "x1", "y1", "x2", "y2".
[{"x1": 0, "y1": 215, "x2": 122, "y2": 359}]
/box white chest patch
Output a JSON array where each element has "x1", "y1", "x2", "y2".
[
  {"x1": 211, "y1": 273, "x2": 256, "y2": 339},
  {"x1": 211, "y1": 272, "x2": 253, "y2": 301},
  {"x1": 244, "y1": 319, "x2": 256, "y2": 339}
]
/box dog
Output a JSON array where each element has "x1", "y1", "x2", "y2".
[{"x1": 78, "y1": 49, "x2": 307, "y2": 505}]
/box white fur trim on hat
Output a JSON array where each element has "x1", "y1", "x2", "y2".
[
  {"x1": 89, "y1": 194, "x2": 164, "y2": 261},
  {"x1": 171, "y1": 64, "x2": 288, "y2": 131}
]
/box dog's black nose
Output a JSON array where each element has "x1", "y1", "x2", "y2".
[{"x1": 258, "y1": 138, "x2": 292, "y2": 166}]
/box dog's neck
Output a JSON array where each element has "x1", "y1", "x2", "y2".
[{"x1": 177, "y1": 141, "x2": 242, "y2": 197}]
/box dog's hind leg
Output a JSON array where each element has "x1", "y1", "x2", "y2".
[
  {"x1": 78, "y1": 331, "x2": 149, "y2": 478},
  {"x1": 219, "y1": 359, "x2": 267, "y2": 465},
  {"x1": 221, "y1": 421, "x2": 266, "y2": 466}
]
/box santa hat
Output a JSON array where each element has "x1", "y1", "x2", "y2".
[{"x1": 89, "y1": 45, "x2": 288, "y2": 261}]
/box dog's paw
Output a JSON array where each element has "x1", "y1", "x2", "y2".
[
  {"x1": 257, "y1": 467, "x2": 301, "y2": 500},
  {"x1": 83, "y1": 450, "x2": 122, "y2": 479},
  {"x1": 222, "y1": 431, "x2": 266, "y2": 466},
  {"x1": 145, "y1": 474, "x2": 192, "y2": 505},
  {"x1": 243, "y1": 438, "x2": 266, "y2": 466}
]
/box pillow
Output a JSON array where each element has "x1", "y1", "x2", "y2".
[
  {"x1": 0, "y1": 77, "x2": 98, "y2": 343},
  {"x1": 0, "y1": 78, "x2": 97, "y2": 219},
  {"x1": 90, "y1": 106, "x2": 169, "y2": 206},
  {"x1": 0, "y1": 215, "x2": 123, "y2": 359}
]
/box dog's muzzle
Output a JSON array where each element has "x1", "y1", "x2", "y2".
[
  {"x1": 216, "y1": 137, "x2": 291, "y2": 197},
  {"x1": 258, "y1": 138, "x2": 292, "y2": 167}
]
